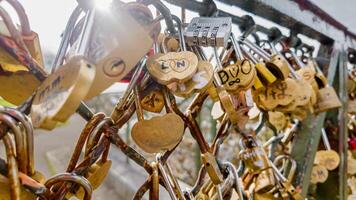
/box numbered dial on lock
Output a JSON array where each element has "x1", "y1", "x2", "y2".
[
  {"x1": 184, "y1": 17, "x2": 232, "y2": 47},
  {"x1": 217, "y1": 59, "x2": 256, "y2": 93},
  {"x1": 132, "y1": 113, "x2": 184, "y2": 153},
  {"x1": 31, "y1": 56, "x2": 95, "y2": 130},
  {"x1": 147, "y1": 51, "x2": 199, "y2": 85},
  {"x1": 172, "y1": 60, "x2": 214, "y2": 97}
]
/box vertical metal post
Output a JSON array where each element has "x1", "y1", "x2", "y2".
[
  {"x1": 290, "y1": 49, "x2": 340, "y2": 197},
  {"x1": 338, "y1": 50, "x2": 348, "y2": 200}
]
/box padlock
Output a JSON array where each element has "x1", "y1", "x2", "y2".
[
  {"x1": 172, "y1": 46, "x2": 214, "y2": 98},
  {"x1": 85, "y1": 3, "x2": 154, "y2": 98},
  {"x1": 139, "y1": 85, "x2": 165, "y2": 113},
  {"x1": 131, "y1": 86, "x2": 185, "y2": 153},
  {"x1": 147, "y1": 16, "x2": 199, "y2": 86},
  {"x1": 269, "y1": 160, "x2": 303, "y2": 200},
  {"x1": 239, "y1": 43, "x2": 277, "y2": 86},
  {"x1": 241, "y1": 38, "x2": 288, "y2": 80},
  {"x1": 314, "y1": 128, "x2": 340, "y2": 171},
  {"x1": 0, "y1": 4, "x2": 46, "y2": 105},
  {"x1": 44, "y1": 173, "x2": 93, "y2": 200},
  {"x1": 255, "y1": 78, "x2": 298, "y2": 110},
  {"x1": 66, "y1": 2, "x2": 154, "y2": 99},
  {"x1": 314, "y1": 86, "x2": 342, "y2": 113},
  {"x1": 239, "y1": 136, "x2": 276, "y2": 193},
  {"x1": 217, "y1": 33, "x2": 256, "y2": 94},
  {"x1": 5, "y1": 0, "x2": 44, "y2": 66},
  {"x1": 30, "y1": 56, "x2": 95, "y2": 130},
  {"x1": 257, "y1": 40, "x2": 291, "y2": 80},
  {"x1": 310, "y1": 164, "x2": 328, "y2": 184},
  {"x1": 184, "y1": 17, "x2": 232, "y2": 47},
  {"x1": 308, "y1": 59, "x2": 342, "y2": 113}
]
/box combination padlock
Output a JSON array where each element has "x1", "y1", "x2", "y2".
[{"x1": 184, "y1": 17, "x2": 232, "y2": 47}]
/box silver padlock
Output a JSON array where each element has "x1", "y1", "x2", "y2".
[{"x1": 184, "y1": 17, "x2": 231, "y2": 47}]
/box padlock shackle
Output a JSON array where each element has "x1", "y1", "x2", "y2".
[
  {"x1": 2, "y1": 134, "x2": 21, "y2": 200},
  {"x1": 0, "y1": 113, "x2": 28, "y2": 174},
  {"x1": 230, "y1": 33, "x2": 244, "y2": 60},
  {"x1": 156, "y1": 161, "x2": 179, "y2": 200},
  {"x1": 0, "y1": 107, "x2": 35, "y2": 175},
  {"x1": 5, "y1": 0, "x2": 32, "y2": 35},
  {"x1": 110, "y1": 57, "x2": 147, "y2": 121},
  {"x1": 223, "y1": 162, "x2": 245, "y2": 200},
  {"x1": 45, "y1": 173, "x2": 93, "y2": 200},
  {"x1": 171, "y1": 15, "x2": 186, "y2": 51},
  {"x1": 239, "y1": 43, "x2": 258, "y2": 64},
  {"x1": 241, "y1": 39, "x2": 271, "y2": 61},
  {"x1": 138, "y1": 0, "x2": 177, "y2": 35},
  {"x1": 51, "y1": 6, "x2": 83, "y2": 73}
]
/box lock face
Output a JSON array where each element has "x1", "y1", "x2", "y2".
[
  {"x1": 31, "y1": 56, "x2": 95, "y2": 130},
  {"x1": 239, "y1": 137, "x2": 276, "y2": 193},
  {"x1": 131, "y1": 113, "x2": 185, "y2": 153},
  {"x1": 0, "y1": 35, "x2": 45, "y2": 105},
  {"x1": 147, "y1": 51, "x2": 199, "y2": 85},
  {"x1": 140, "y1": 88, "x2": 165, "y2": 113},
  {"x1": 217, "y1": 59, "x2": 256, "y2": 93},
  {"x1": 184, "y1": 17, "x2": 232, "y2": 47},
  {"x1": 83, "y1": 5, "x2": 153, "y2": 99},
  {"x1": 314, "y1": 86, "x2": 342, "y2": 113},
  {"x1": 172, "y1": 60, "x2": 214, "y2": 97},
  {"x1": 255, "y1": 78, "x2": 297, "y2": 110}
]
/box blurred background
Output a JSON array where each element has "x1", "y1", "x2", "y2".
[{"x1": 0, "y1": 0, "x2": 355, "y2": 199}]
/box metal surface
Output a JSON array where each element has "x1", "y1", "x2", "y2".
[
  {"x1": 338, "y1": 51, "x2": 348, "y2": 200},
  {"x1": 217, "y1": 0, "x2": 356, "y2": 47},
  {"x1": 290, "y1": 49, "x2": 340, "y2": 197}
]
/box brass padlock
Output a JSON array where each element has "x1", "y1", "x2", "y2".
[
  {"x1": 5, "y1": 0, "x2": 44, "y2": 66},
  {"x1": 0, "y1": 5, "x2": 46, "y2": 105},
  {"x1": 131, "y1": 86, "x2": 184, "y2": 153},
  {"x1": 147, "y1": 18, "x2": 198, "y2": 87},
  {"x1": 31, "y1": 56, "x2": 95, "y2": 130},
  {"x1": 314, "y1": 86, "x2": 342, "y2": 113},
  {"x1": 239, "y1": 136, "x2": 276, "y2": 193}
]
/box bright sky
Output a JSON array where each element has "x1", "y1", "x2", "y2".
[{"x1": 5, "y1": 0, "x2": 351, "y2": 93}]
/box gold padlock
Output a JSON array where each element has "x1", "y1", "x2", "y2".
[
  {"x1": 5, "y1": 0, "x2": 44, "y2": 66},
  {"x1": 31, "y1": 56, "x2": 95, "y2": 130},
  {"x1": 239, "y1": 136, "x2": 276, "y2": 193},
  {"x1": 131, "y1": 86, "x2": 184, "y2": 153}
]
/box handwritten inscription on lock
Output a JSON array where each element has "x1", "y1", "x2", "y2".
[
  {"x1": 217, "y1": 59, "x2": 255, "y2": 92},
  {"x1": 257, "y1": 78, "x2": 297, "y2": 110},
  {"x1": 147, "y1": 51, "x2": 199, "y2": 85},
  {"x1": 157, "y1": 58, "x2": 189, "y2": 73}
]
